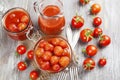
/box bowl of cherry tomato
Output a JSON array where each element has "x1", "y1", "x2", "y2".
[{"x1": 34, "y1": 35, "x2": 72, "y2": 73}]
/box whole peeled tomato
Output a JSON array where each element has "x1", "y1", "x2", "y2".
[
  {"x1": 59, "y1": 56, "x2": 70, "y2": 67},
  {"x1": 52, "y1": 64, "x2": 61, "y2": 72},
  {"x1": 16, "y1": 45, "x2": 26, "y2": 55},
  {"x1": 83, "y1": 58, "x2": 95, "y2": 70},
  {"x1": 42, "y1": 51, "x2": 52, "y2": 61},
  {"x1": 40, "y1": 61, "x2": 50, "y2": 70},
  {"x1": 99, "y1": 35, "x2": 111, "y2": 47},
  {"x1": 93, "y1": 28, "x2": 103, "y2": 38},
  {"x1": 54, "y1": 46, "x2": 63, "y2": 56},
  {"x1": 30, "y1": 70, "x2": 39, "y2": 80},
  {"x1": 82, "y1": 45, "x2": 98, "y2": 57},
  {"x1": 8, "y1": 23, "x2": 18, "y2": 32},
  {"x1": 93, "y1": 17, "x2": 102, "y2": 27},
  {"x1": 80, "y1": 28, "x2": 93, "y2": 43},
  {"x1": 91, "y1": 3, "x2": 101, "y2": 14},
  {"x1": 35, "y1": 48, "x2": 44, "y2": 58},
  {"x1": 50, "y1": 56, "x2": 59, "y2": 65},
  {"x1": 80, "y1": 0, "x2": 90, "y2": 5},
  {"x1": 27, "y1": 50, "x2": 34, "y2": 60},
  {"x1": 59, "y1": 40, "x2": 68, "y2": 48},
  {"x1": 98, "y1": 58, "x2": 107, "y2": 67},
  {"x1": 18, "y1": 23, "x2": 27, "y2": 31},
  {"x1": 44, "y1": 43, "x2": 54, "y2": 51},
  {"x1": 21, "y1": 15, "x2": 29, "y2": 23},
  {"x1": 17, "y1": 61, "x2": 27, "y2": 71},
  {"x1": 71, "y1": 16, "x2": 84, "y2": 29},
  {"x1": 51, "y1": 38, "x2": 60, "y2": 46}
]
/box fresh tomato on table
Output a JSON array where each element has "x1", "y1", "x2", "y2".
[
  {"x1": 30, "y1": 70, "x2": 39, "y2": 80},
  {"x1": 80, "y1": 28, "x2": 93, "y2": 42},
  {"x1": 83, "y1": 58, "x2": 95, "y2": 70},
  {"x1": 16, "y1": 45, "x2": 26, "y2": 55},
  {"x1": 93, "y1": 17, "x2": 102, "y2": 27},
  {"x1": 27, "y1": 50, "x2": 34, "y2": 60},
  {"x1": 80, "y1": 0, "x2": 90, "y2": 5},
  {"x1": 91, "y1": 3, "x2": 101, "y2": 14},
  {"x1": 99, "y1": 35, "x2": 111, "y2": 47},
  {"x1": 17, "y1": 61, "x2": 27, "y2": 71},
  {"x1": 71, "y1": 15, "x2": 84, "y2": 29},
  {"x1": 82, "y1": 45, "x2": 98, "y2": 57},
  {"x1": 93, "y1": 28, "x2": 103, "y2": 38},
  {"x1": 98, "y1": 58, "x2": 107, "y2": 67}
]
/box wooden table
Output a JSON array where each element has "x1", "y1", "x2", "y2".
[{"x1": 0, "y1": 0, "x2": 119, "y2": 80}]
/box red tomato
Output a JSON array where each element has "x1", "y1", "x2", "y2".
[
  {"x1": 40, "y1": 61, "x2": 50, "y2": 70},
  {"x1": 30, "y1": 70, "x2": 39, "y2": 80},
  {"x1": 80, "y1": 0, "x2": 90, "y2": 5},
  {"x1": 27, "y1": 50, "x2": 34, "y2": 60},
  {"x1": 35, "y1": 48, "x2": 44, "y2": 58},
  {"x1": 83, "y1": 58, "x2": 95, "y2": 70},
  {"x1": 37, "y1": 58, "x2": 44, "y2": 65},
  {"x1": 98, "y1": 58, "x2": 107, "y2": 67},
  {"x1": 54, "y1": 46, "x2": 63, "y2": 56},
  {"x1": 52, "y1": 64, "x2": 61, "y2": 72},
  {"x1": 93, "y1": 17, "x2": 102, "y2": 27},
  {"x1": 18, "y1": 23, "x2": 27, "y2": 31},
  {"x1": 62, "y1": 49, "x2": 70, "y2": 58},
  {"x1": 21, "y1": 15, "x2": 29, "y2": 23},
  {"x1": 99, "y1": 35, "x2": 111, "y2": 47},
  {"x1": 42, "y1": 51, "x2": 52, "y2": 61},
  {"x1": 39, "y1": 40, "x2": 48, "y2": 48},
  {"x1": 59, "y1": 40, "x2": 68, "y2": 48},
  {"x1": 50, "y1": 56, "x2": 59, "y2": 65},
  {"x1": 80, "y1": 29, "x2": 93, "y2": 42},
  {"x1": 17, "y1": 61, "x2": 27, "y2": 71},
  {"x1": 8, "y1": 23, "x2": 18, "y2": 32},
  {"x1": 51, "y1": 38, "x2": 60, "y2": 46},
  {"x1": 9, "y1": 13, "x2": 16, "y2": 19},
  {"x1": 16, "y1": 45, "x2": 26, "y2": 55},
  {"x1": 12, "y1": 18, "x2": 20, "y2": 23},
  {"x1": 44, "y1": 43, "x2": 54, "y2": 51},
  {"x1": 91, "y1": 4, "x2": 101, "y2": 14},
  {"x1": 71, "y1": 16, "x2": 84, "y2": 28},
  {"x1": 93, "y1": 28, "x2": 103, "y2": 38},
  {"x1": 83, "y1": 45, "x2": 98, "y2": 57},
  {"x1": 59, "y1": 56, "x2": 70, "y2": 67}
]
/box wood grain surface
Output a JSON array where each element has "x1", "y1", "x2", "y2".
[{"x1": 0, "y1": 0, "x2": 120, "y2": 80}]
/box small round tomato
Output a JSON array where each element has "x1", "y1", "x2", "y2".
[
  {"x1": 35, "y1": 48, "x2": 44, "y2": 57},
  {"x1": 8, "y1": 23, "x2": 18, "y2": 32},
  {"x1": 21, "y1": 15, "x2": 29, "y2": 23},
  {"x1": 39, "y1": 40, "x2": 48, "y2": 48},
  {"x1": 42, "y1": 51, "x2": 52, "y2": 61},
  {"x1": 80, "y1": 0, "x2": 90, "y2": 5},
  {"x1": 17, "y1": 61, "x2": 27, "y2": 71},
  {"x1": 30, "y1": 70, "x2": 39, "y2": 80},
  {"x1": 93, "y1": 28, "x2": 103, "y2": 38},
  {"x1": 37, "y1": 58, "x2": 44, "y2": 65},
  {"x1": 80, "y1": 28, "x2": 93, "y2": 42},
  {"x1": 98, "y1": 58, "x2": 107, "y2": 67},
  {"x1": 44, "y1": 43, "x2": 54, "y2": 51},
  {"x1": 71, "y1": 16, "x2": 84, "y2": 28},
  {"x1": 40, "y1": 61, "x2": 50, "y2": 70},
  {"x1": 59, "y1": 40, "x2": 68, "y2": 48},
  {"x1": 27, "y1": 50, "x2": 34, "y2": 60},
  {"x1": 59, "y1": 56, "x2": 70, "y2": 67},
  {"x1": 50, "y1": 56, "x2": 59, "y2": 65},
  {"x1": 83, "y1": 58, "x2": 95, "y2": 70},
  {"x1": 54, "y1": 46, "x2": 63, "y2": 56},
  {"x1": 82, "y1": 45, "x2": 98, "y2": 57},
  {"x1": 99, "y1": 35, "x2": 111, "y2": 47},
  {"x1": 51, "y1": 38, "x2": 60, "y2": 46},
  {"x1": 91, "y1": 3, "x2": 101, "y2": 14},
  {"x1": 62, "y1": 49, "x2": 70, "y2": 58},
  {"x1": 18, "y1": 23, "x2": 27, "y2": 31},
  {"x1": 16, "y1": 45, "x2": 26, "y2": 55},
  {"x1": 93, "y1": 17, "x2": 102, "y2": 27},
  {"x1": 52, "y1": 64, "x2": 61, "y2": 72}
]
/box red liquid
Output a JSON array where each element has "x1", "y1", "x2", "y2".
[
  {"x1": 3, "y1": 8, "x2": 32, "y2": 40},
  {"x1": 38, "y1": 5, "x2": 65, "y2": 35}
]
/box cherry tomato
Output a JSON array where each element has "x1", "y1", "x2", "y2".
[
  {"x1": 30, "y1": 70, "x2": 39, "y2": 80},
  {"x1": 93, "y1": 17, "x2": 102, "y2": 27},
  {"x1": 91, "y1": 3, "x2": 101, "y2": 14},
  {"x1": 52, "y1": 64, "x2": 61, "y2": 72},
  {"x1": 40, "y1": 61, "x2": 50, "y2": 70},
  {"x1": 71, "y1": 16, "x2": 84, "y2": 28},
  {"x1": 80, "y1": 28, "x2": 93, "y2": 42},
  {"x1": 59, "y1": 40, "x2": 68, "y2": 48},
  {"x1": 18, "y1": 23, "x2": 27, "y2": 31},
  {"x1": 82, "y1": 45, "x2": 98, "y2": 57},
  {"x1": 17, "y1": 61, "x2": 27, "y2": 71},
  {"x1": 93, "y1": 28, "x2": 103, "y2": 38},
  {"x1": 80, "y1": 0, "x2": 90, "y2": 5},
  {"x1": 59, "y1": 56, "x2": 70, "y2": 67},
  {"x1": 98, "y1": 58, "x2": 107, "y2": 67},
  {"x1": 54, "y1": 46, "x2": 63, "y2": 56},
  {"x1": 35, "y1": 48, "x2": 44, "y2": 58},
  {"x1": 42, "y1": 51, "x2": 52, "y2": 61},
  {"x1": 51, "y1": 38, "x2": 60, "y2": 46},
  {"x1": 50, "y1": 56, "x2": 59, "y2": 65},
  {"x1": 83, "y1": 58, "x2": 95, "y2": 70},
  {"x1": 8, "y1": 23, "x2": 18, "y2": 32},
  {"x1": 99, "y1": 35, "x2": 111, "y2": 47},
  {"x1": 44, "y1": 43, "x2": 54, "y2": 51},
  {"x1": 21, "y1": 15, "x2": 29, "y2": 23},
  {"x1": 16, "y1": 45, "x2": 26, "y2": 55},
  {"x1": 27, "y1": 50, "x2": 34, "y2": 60}
]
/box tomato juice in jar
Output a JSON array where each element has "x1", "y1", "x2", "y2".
[
  {"x1": 34, "y1": 36, "x2": 72, "y2": 73},
  {"x1": 2, "y1": 7, "x2": 33, "y2": 40},
  {"x1": 34, "y1": 0, "x2": 65, "y2": 35}
]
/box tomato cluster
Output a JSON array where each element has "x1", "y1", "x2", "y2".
[{"x1": 35, "y1": 38, "x2": 71, "y2": 72}]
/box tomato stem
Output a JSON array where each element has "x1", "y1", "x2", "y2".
[
  {"x1": 15, "y1": 52, "x2": 19, "y2": 57},
  {"x1": 82, "y1": 48, "x2": 86, "y2": 53}
]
